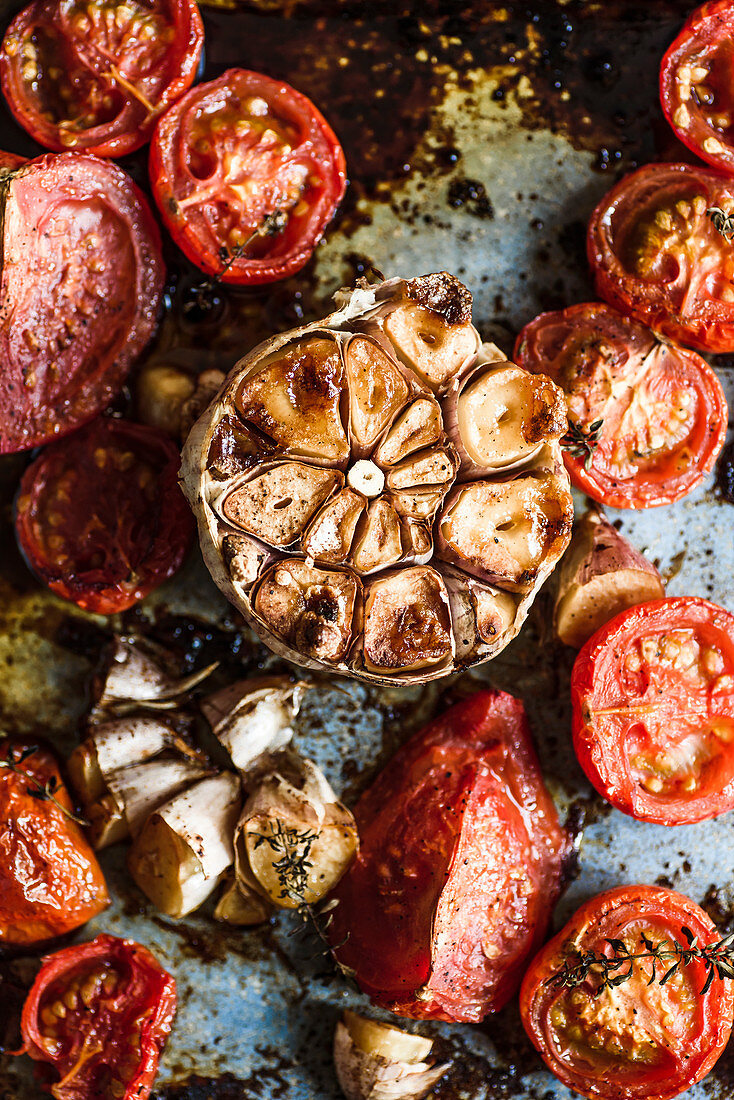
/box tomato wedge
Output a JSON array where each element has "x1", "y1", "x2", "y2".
[
  {"x1": 587, "y1": 162, "x2": 734, "y2": 353},
  {"x1": 15, "y1": 417, "x2": 194, "y2": 614},
  {"x1": 0, "y1": 741, "x2": 109, "y2": 946},
  {"x1": 329, "y1": 690, "x2": 571, "y2": 1023},
  {"x1": 514, "y1": 302, "x2": 727, "y2": 508},
  {"x1": 0, "y1": 0, "x2": 204, "y2": 157},
  {"x1": 0, "y1": 152, "x2": 164, "y2": 454},
  {"x1": 661, "y1": 1, "x2": 734, "y2": 176},
  {"x1": 520, "y1": 885, "x2": 734, "y2": 1100},
  {"x1": 149, "y1": 68, "x2": 347, "y2": 285},
  {"x1": 571, "y1": 597, "x2": 734, "y2": 825},
  {"x1": 20, "y1": 934, "x2": 176, "y2": 1100}
]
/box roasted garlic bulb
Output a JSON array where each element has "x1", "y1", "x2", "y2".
[{"x1": 182, "y1": 273, "x2": 573, "y2": 683}]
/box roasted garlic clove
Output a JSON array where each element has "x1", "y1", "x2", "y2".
[
  {"x1": 438, "y1": 474, "x2": 573, "y2": 592},
  {"x1": 214, "y1": 871, "x2": 273, "y2": 926},
  {"x1": 180, "y1": 369, "x2": 227, "y2": 443},
  {"x1": 221, "y1": 463, "x2": 343, "y2": 547},
  {"x1": 446, "y1": 363, "x2": 567, "y2": 475},
  {"x1": 236, "y1": 337, "x2": 349, "y2": 463},
  {"x1": 373, "y1": 397, "x2": 443, "y2": 467},
  {"x1": 92, "y1": 637, "x2": 218, "y2": 715},
  {"x1": 362, "y1": 567, "x2": 453, "y2": 673},
  {"x1": 128, "y1": 772, "x2": 242, "y2": 918},
  {"x1": 136, "y1": 363, "x2": 196, "y2": 437},
  {"x1": 235, "y1": 754, "x2": 358, "y2": 908},
  {"x1": 254, "y1": 559, "x2": 361, "y2": 664},
  {"x1": 207, "y1": 413, "x2": 265, "y2": 481},
  {"x1": 200, "y1": 676, "x2": 305, "y2": 774},
  {"x1": 386, "y1": 446, "x2": 457, "y2": 492},
  {"x1": 302, "y1": 488, "x2": 366, "y2": 564},
  {"x1": 222, "y1": 533, "x2": 275, "y2": 588},
  {"x1": 345, "y1": 335, "x2": 409, "y2": 453},
  {"x1": 334, "y1": 1011, "x2": 450, "y2": 1100},
  {"x1": 442, "y1": 567, "x2": 518, "y2": 659},
  {"x1": 351, "y1": 498, "x2": 404, "y2": 574}
]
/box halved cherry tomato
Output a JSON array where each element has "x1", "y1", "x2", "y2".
[
  {"x1": 571, "y1": 597, "x2": 734, "y2": 825},
  {"x1": 0, "y1": 0, "x2": 204, "y2": 157},
  {"x1": 587, "y1": 162, "x2": 734, "y2": 352},
  {"x1": 20, "y1": 933, "x2": 176, "y2": 1100},
  {"x1": 0, "y1": 152, "x2": 164, "y2": 454},
  {"x1": 520, "y1": 885, "x2": 734, "y2": 1100},
  {"x1": 15, "y1": 417, "x2": 194, "y2": 614},
  {"x1": 0, "y1": 741, "x2": 109, "y2": 946},
  {"x1": 329, "y1": 690, "x2": 571, "y2": 1023},
  {"x1": 660, "y1": 1, "x2": 734, "y2": 176},
  {"x1": 149, "y1": 68, "x2": 347, "y2": 285},
  {"x1": 514, "y1": 302, "x2": 727, "y2": 508}
]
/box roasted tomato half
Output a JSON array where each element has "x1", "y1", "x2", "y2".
[
  {"x1": 587, "y1": 162, "x2": 734, "y2": 353},
  {"x1": 660, "y1": 1, "x2": 734, "y2": 175},
  {"x1": 514, "y1": 302, "x2": 727, "y2": 508},
  {"x1": 149, "y1": 68, "x2": 347, "y2": 285},
  {"x1": 571, "y1": 597, "x2": 734, "y2": 825},
  {"x1": 0, "y1": 0, "x2": 204, "y2": 157},
  {"x1": 520, "y1": 885, "x2": 734, "y2": 1100},
  {"x1": 0, "y1": 152, "x2": 164, "y2": 454},
  {"x1": 20, "y1": 934, "x2": 176, "y2": 1100},
  {"x1": 0, "y1": 741, "x2": 109, "y2": 946},
  {"x1": 329, "y1": 690, "x2": 571, "y2": 1023},
  {"x1": 15, "y1": 417, "x2": 194, "y2": 614}
]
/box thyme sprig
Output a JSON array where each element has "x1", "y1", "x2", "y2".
[
  {"x1": 0, "y1": 742, "x2": 88, "y2": 826},
  {"x1": 547, "y1": 927, "x2": 734, "y2": 997},
  {"x1": 561, "y1": 418, "x2": 603, "y2": 471},
  {"x1": 707, "y1": 206, "x2": 734, "y2": 243},
  {"x1": 253, "y1": 818, "x2": 355, "y2": 982}
]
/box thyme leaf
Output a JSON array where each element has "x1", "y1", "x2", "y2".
[
  {"x1": 0, "y1": 741, "x2": 88, "y2": 827},
  {"x1": 561, "y1": 418, "x2": 603, "y2": 471},
  {"x1": 707, "y1": 206, "x2": 734, "y2": 243},
  {"x1": 546, "y1": 931, "x2": 734, "y2": 997}
]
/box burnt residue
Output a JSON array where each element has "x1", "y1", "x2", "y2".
[
  {"x1": 154, "y1": 1064, "x2": 289, "y2": 1100},
  {"x1": 715, "y1": 439, "x2": 734, "y2": 505},
  {"x1": 701, "y1": 884, "x2": 734, "y2": 932},
  {"x1": 432, "y1": 1005, "x2": 544, "y2": 1100},
  {"x1": 447, "y1": 178, "x2": 495, "y2": 219}
]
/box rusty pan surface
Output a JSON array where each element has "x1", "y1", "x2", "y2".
[{"x1": 2, "y1": 2, "x2": 734, "y2": 1097}]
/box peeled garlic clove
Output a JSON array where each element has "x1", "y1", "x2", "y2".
[
  {"x1": 200, "y1": 675, "x2": 305, "y2": 774},
  {"x1": 221, "y1": 462, "x2": 343, "y2": 547},
  {"x1": 362, "y1": 567, "x2": 453, "y2": 674},
  {"x1": 345, "y1": 335, "x2": 409, "y2": 454},
  {"x1": 386, "y1": 446, "x2": 457, "y2": 492},
  {"x1": 136, "y1": 363, "x2": 196, "y2": 437},
  {"x1": 254, "y1": 559, "x2": 361, "y2": 665},
  {"x1": 438, "y1": 474, "x2": 573, "y2": 592},
  {"x1": 214, "y1": 871, "x2": 273, "y2": 925},
  {"x1": 236, "y1": 337, "x2": 349, "y2": 463},
  {"x1": 373, "y1": 397, "x2": 443, "y2": 467},
  {"x1": 236, "y1": 756, "x2": 358, "y2": 908},
  {"x1": 334, "y1": 1011, "x2": 450, "y2": 1100},
  {"x1": 128, "y1": 772, "x2": 241, "y2": 918},
  {"x1": 302, "y1": 488, "x2": 366, "y2": 564},
  {"x1": 351, "y1": 498, "x2": 404, "y2": 574}
]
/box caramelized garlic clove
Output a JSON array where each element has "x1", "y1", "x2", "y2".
[
  {"x1": 135, "y1": 363, "x2": 196, "y2": 437},
  {"x1": 383, "y1": 303, "x2": 478, "y2": 393},
  {"x1": 214, "y1": 871, "x2": 273, "y2": 926},
  {"x1": 351, "y1": 498, "x2": 404, "y2": 574},
  {"x1": 221, "y1": 463, "x2": 343, "y2": 548},
  {"x1": 362, "y1": 567, "x2": 454, "y2": 673},
  {"x1": 235, "y1": 337, "x2": 349, "y2": 463},
  {"x1": 345, "y1": 335, "x2": 409, "y2": 453},
  {"x1": 386, "y1": 446, "x2": 457, "y2": 492},
  {"x1": 373, "y1": 397, "x2": 443, "y2": 467},
  {"x1": 302, "y1": 488, "x2": 366, "y2": 564},
  {"x1": 441, "y1": 567, "x2": 518, "y2": 659}
]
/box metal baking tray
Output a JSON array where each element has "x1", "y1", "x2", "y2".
[{"x1": 2, "y1": 2, "x2": 734, "y2": 1097}]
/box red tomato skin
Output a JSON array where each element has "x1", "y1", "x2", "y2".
[
  {"x1": 587, "y1": 162, "x2": 734, "y2": 353},
  {"x1": 514, "y1": 302, "x2": 727, "y2": 508},
  {"x1": 329, "y1": 690, "x2": 571, "y2": 1023},
  {"x1": 149, "y1": 68, "x2": 347, "y2": 285},
  {"x1": 571, "y1": 597, "x2": 734, "y2": 826},
  {"x1": 20, "y1": 933, "x2": 177, "y2": 1100},
  {"x1": 0, "y1": 0, "x2": 204, "y2": 157},
  {"x1": 660, "y1": 2, "x2": 734, "y2": 175},
  {"x1": 0, "y1": 742, "x2": 109, "y2": 946},
  {"x1": 520, "y1": 885, "x2": 734, "y2": 1100},
  {"x1": 15, "y1": 418, "x2": 194, "y2": 614},
  {"x1": 0, "y1": 153, "x2": 165, "y2": 454}
]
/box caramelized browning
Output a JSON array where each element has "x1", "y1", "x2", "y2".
[
  {"x1": 345, "y1": 334, "x2": 409, "y2": 451},
  {"x1": 362, "y1": 566, "x2": 453, "y2": 672},
  {"x1": 384, "y1": 302, "x2": 477, "y2": 392},
  {"x1": 254, "y1": 559, "x2": 360, "y2": 663},
  {"x1": 222, "y1": 463, "x2": 342, "y2": 546}
]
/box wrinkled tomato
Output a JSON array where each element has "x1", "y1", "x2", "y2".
[
  {"x1": 0, "y1": 741, "x2": 109, "y2": 946},
  {"x1": 20, "y1": 934, "x2": 176, "y2": 1100},
  {"x1": 0, "y1": 152, "x2": 164, "y2": 454},
  {"x1": 514, "y1": 302, "x2": 727, "y2": 508},
  {"x1": 571, "y1": 597, "x2": 734, "y2": 825},
  {"x1": 661, "y1": 1, "x2": 734, "y2": 175},
  {"x1": 15, "y1": 417, "x2": 194, "y2": 614},
  {"x1": 587, "y1": 162, "x2": 734, "y2": 352},
  {"x1": 0, "y1": 0, "x2": 204, "y2": 157},
  {"x1": 520, "y1": 884, "x2": 734, "y2": 1100},
  {"x1": 329, "y1": 690, "x2": 571, "y2": 1023},
  {"x1": 149, "y1": 68, "x2": 347, "y2": 285}
]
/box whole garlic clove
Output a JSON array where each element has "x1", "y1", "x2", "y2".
[
  {"x1": 214, "y1": 871, "x2": 273, "y2": 926},
  {"x1": 334, "y1": 1011, "x2": 450, "y2": 1100},
  {"x1": 200, "y1": 675, "x2": 305, "y2": 775},
  {"x1": 136, "y1": 363, "x2": 196, "y2": 437}
]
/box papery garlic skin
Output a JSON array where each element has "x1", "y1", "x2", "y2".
[
  {"x1": 200, "y1": 675, "x2": 305, "y2": 774},
  {"x1": 182, "y1": 273, "x2": 572, "y2": 684},
  {"x1": 334, "y1": 1012, "x2": 450, "y2": 1100}
]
